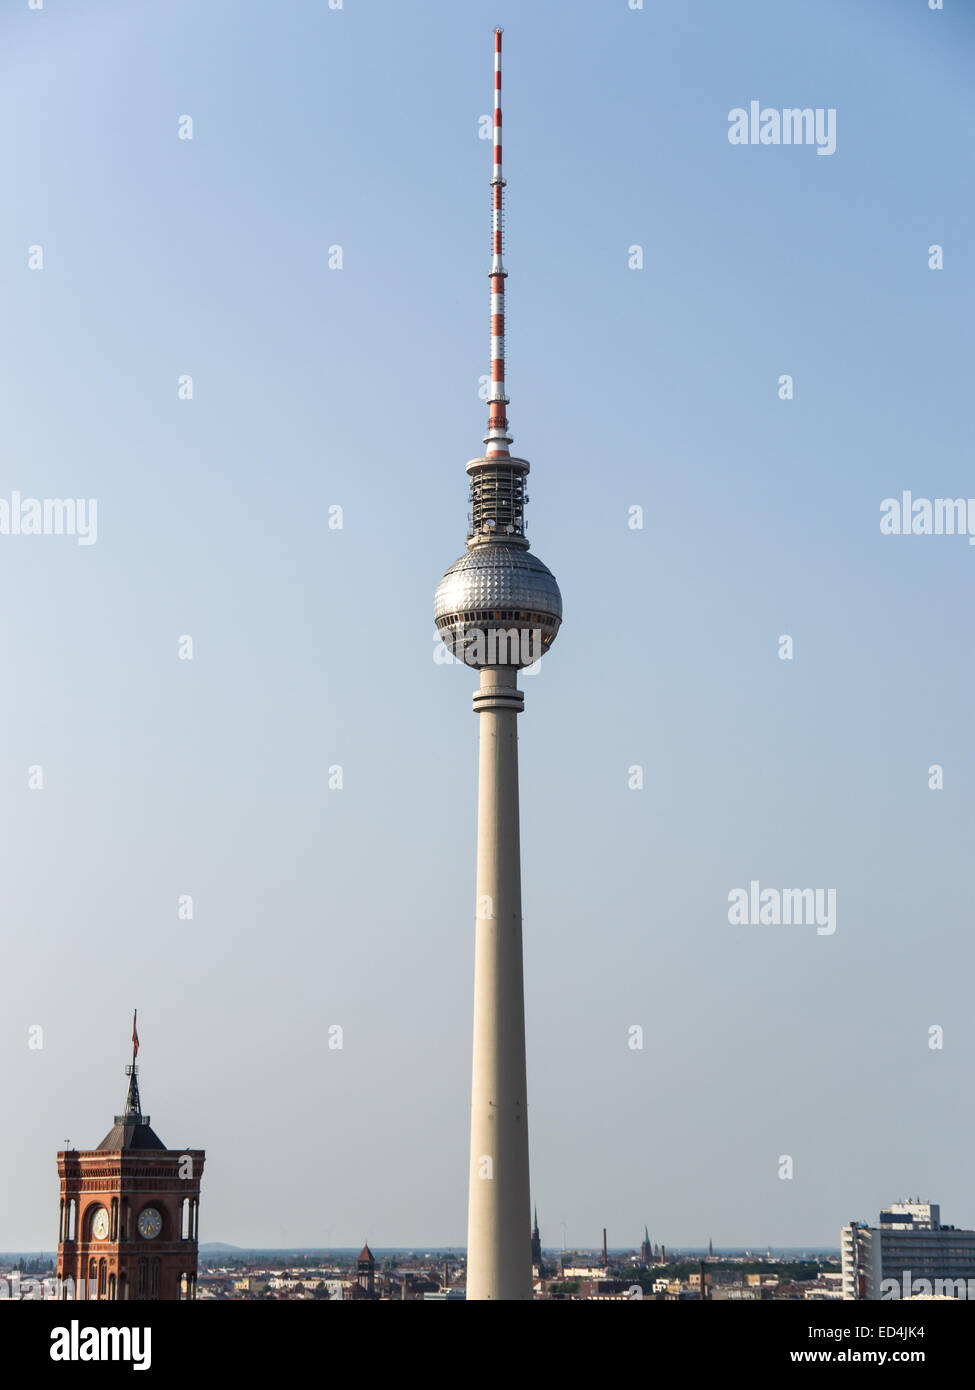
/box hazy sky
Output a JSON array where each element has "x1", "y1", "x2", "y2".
[{"x1": 2, "y1": 0, "x2": 973, "y2": 1252}]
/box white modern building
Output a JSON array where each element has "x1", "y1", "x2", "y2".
[{"x1": 842, "y1": 1201, "x2": 975, "y2": 1299}]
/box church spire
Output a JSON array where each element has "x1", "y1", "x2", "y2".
[{"x1": 530, "y1": 1207, "x2": 542, "y2": 1270}]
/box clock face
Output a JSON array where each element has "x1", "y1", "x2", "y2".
[
  {"x1": 91, "y1": 1207, "x2": 110, "y2": 1241},
  {"x1": 137, "y1": 1207, "x2": 162, "y2": 1240}
]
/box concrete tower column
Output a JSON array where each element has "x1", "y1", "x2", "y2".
[
  {"x1": 435, "y1": 30, "x2": 562, "y2": 1304},
  {"x1": 466, "y1": 665, "x2": 532, "y2": 1301}
]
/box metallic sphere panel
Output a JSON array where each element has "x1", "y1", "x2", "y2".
[{"x1": 434, "y1": 544, "x2": 562, "y2": 668}]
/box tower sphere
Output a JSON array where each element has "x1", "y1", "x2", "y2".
[{"x1": 435, "y1": 543, "x2": 562, "y2": 669}]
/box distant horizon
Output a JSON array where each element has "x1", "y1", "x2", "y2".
[{"x1": 2, "y1": 1241, "x2": 842, "y2": 1260}]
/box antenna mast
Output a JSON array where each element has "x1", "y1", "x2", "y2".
[{"x1": 486, "y1": 27, "x2": 510, "y2": 460}]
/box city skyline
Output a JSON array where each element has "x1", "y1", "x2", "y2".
[
  {"x1": 2, "y1": 0, "x2": 973, "y2": 1254},
  {"x1": 28, "y1": 1015, "x2": 870, "y2": 1256}
]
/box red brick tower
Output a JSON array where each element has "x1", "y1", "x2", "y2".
[{"x1": 55, "y1": 1013, "x2": 205, "y2": 1301}]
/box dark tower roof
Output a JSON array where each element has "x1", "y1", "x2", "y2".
[
  {"x1": 358, "y1": 1243, "x2": 374, "y2": 1263},
  {"x1": 96, "y1": 1010, "x2": 166, "y2": 1151},
  {"x1": 96, "y1": 1119, "x2": 166, "y2": 1152}
]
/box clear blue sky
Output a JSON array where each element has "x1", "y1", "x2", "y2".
[{"x1": 1, "y1": 0, "x2": 973, "y2": 1251}]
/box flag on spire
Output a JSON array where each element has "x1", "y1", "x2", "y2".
[{"x1": 132, "y1": 1009, "x2": 139, "y2": 1057}]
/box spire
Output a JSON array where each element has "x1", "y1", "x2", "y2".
[
  {"x1": 531, "y1": 1206, "x2": 542, "y2": 1268},
  {"x1": 122, "y1": 1008, "x2": 143, "y2": 1119},
  {"x1": 95, "y1": 1012, "x2": 166, "y2": 1150},
  {"x1": 485, "y1": 27, "x2": 510, "y2": 460},
  {"x1": 93, "y1": 1012, "x2": 164, "y2": 1150}
]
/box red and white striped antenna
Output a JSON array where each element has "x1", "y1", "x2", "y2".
[{"x1": 485, "y1": 27, "x2": 510, "y2": 460}]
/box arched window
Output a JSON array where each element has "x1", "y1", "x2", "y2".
[
  {"x1": 138, "y1": 1259, "x2": 147, "y2": 1299},
  {"x1": 121, "y1": 1200, "x2": 130, "y2": 1240},
  {"x1": 110, "y1": 1198, "x2": 119, "y2": 1240},
  {"x1": 118, "y1": 1273, "x2": 128, "y2": 1302},
  {"x1": 98, "y1": 1259, "x2": 107, "y2": 1299},
  {"x1": 150, "y1": 1259, "x2": 160, "y2": 1300},
  {"x1": 87, "y1": 1259, "x2": 97, "y2": 1301},
  {"x1": 108, "y1": 1273, "x2": 116, "y2": 1301}
]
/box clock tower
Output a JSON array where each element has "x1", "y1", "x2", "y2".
[{"x1": 56, "y1": 1014, "x2": 205, "y2": 1301}]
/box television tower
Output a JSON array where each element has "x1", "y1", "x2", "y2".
[{"x1": 435, "y1": 28, "x2": 562, "y2": 1301}]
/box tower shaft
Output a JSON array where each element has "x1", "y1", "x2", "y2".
[{"x1": 467, "y1": 666, "x2": 531, "y2": 1299}]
